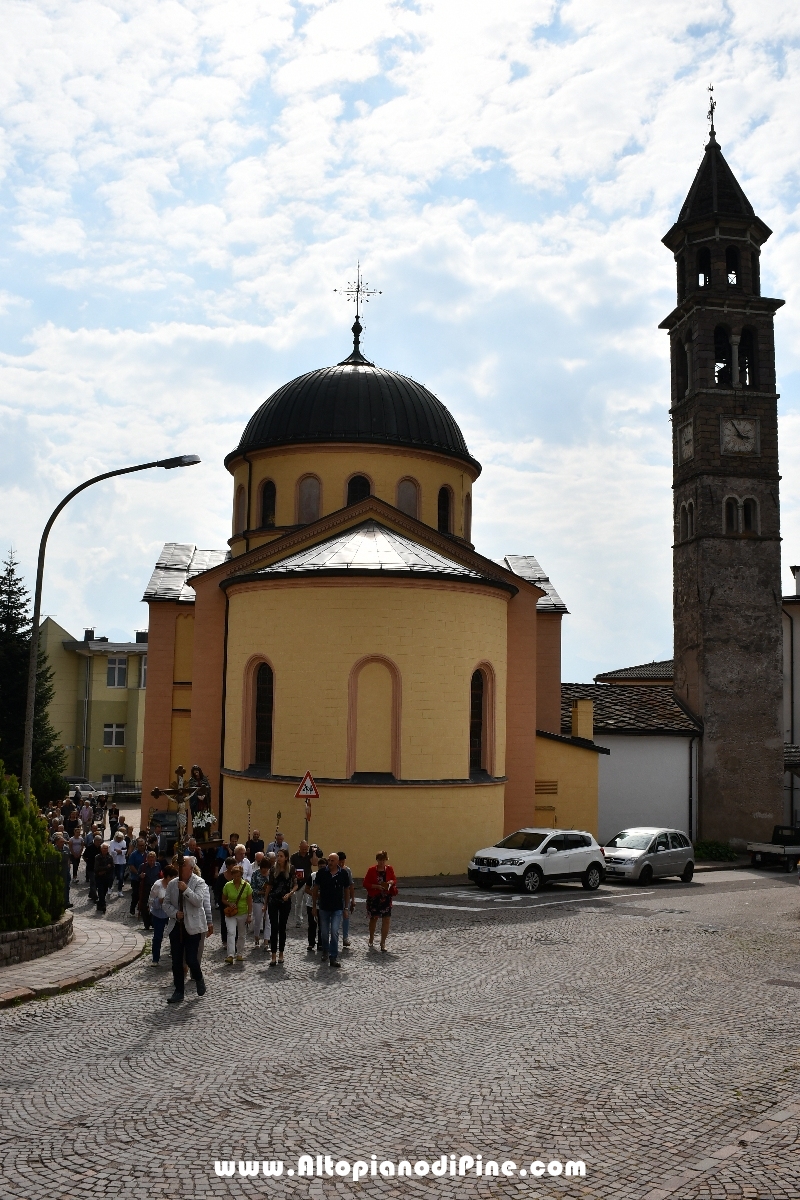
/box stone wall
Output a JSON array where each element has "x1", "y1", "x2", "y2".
[{"x1": 0, "y1": 913, "x2": 73, "y2": 967}]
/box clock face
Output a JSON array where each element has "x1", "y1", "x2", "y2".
[
  {"x1": 720, "y1": 417, "x2": 759, "y2": 456},
  {"x1": 678, "y1": 421, "x2": 694, "y2": 462}
]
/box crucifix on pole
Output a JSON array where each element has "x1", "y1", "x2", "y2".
[{"x1": 334, "y1": 263, "x2": 381, "y2": 365}]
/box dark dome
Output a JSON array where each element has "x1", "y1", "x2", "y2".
[{"x1": 225, "y1": 356, "x2": 481, "y2": 475}]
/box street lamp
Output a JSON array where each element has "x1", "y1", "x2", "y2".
[{"x1": 21, "y1": 453, "x2": 201, "y2": 801}]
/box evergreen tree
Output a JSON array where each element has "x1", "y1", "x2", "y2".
[{"x1": 0, "y1": 551, "x2": 67, "y2": 804}]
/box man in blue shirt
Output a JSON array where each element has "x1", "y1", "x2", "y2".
[{"x1": 312, "y1": 853, "x2": 348, "y2": 968}]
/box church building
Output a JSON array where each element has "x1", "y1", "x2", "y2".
[{"x1": 140, "y1": 314, "x2": 603, "y2": 876}]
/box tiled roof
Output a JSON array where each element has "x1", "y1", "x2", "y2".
[
  {"x1": 594, "y1": 659, "x2": 674, "y2": 683},
  {"x1": 143, "y1": 543, "x2": 228, "y2": 603},
  {"x1": 504, "y1": 555, "x2": 568, "y2": 613},
  {"x1": 247, "y1": 520, "x2": 498, "y2": 585},
  {"x1": 562, "y1": 683, "x2": 701, "y2": 736}
]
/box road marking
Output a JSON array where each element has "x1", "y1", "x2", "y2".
[
  {"x1": 354, "y1": 892, "x2": 656, "y2": 913},
  {"x1": 765, "y1": 978, "x2": 800, "y2": 990},
  {"x1": 354, "y1": 898, "x2": 484, "y2": 912}
]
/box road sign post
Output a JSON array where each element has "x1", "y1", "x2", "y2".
[{"x1": 295, "y1": 772, "x2": 319, "y2": 841}]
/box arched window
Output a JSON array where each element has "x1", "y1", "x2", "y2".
[
  {"x1": 469, "y1": 670, "x2": 484, "y2": 775},
  {"x1": 679, "y1": 505, "x2": 688, "y2": 542},
  {"x1": 739, "y1": 328, "x2": 758, "y2": 388},
  {"x1": 687, "y1": 501, "x2": 695, "y2": 538},
  {"x1": 260, "y1": 480, "x2": 276, "y2": 528},
  {"x1": 254, "y1": 663, "x2": 274, "y2": 770},
  {"x1": 297, "y1": 476, "x2": 321, "y2": 524},
  {"x1": 347, "y1": 475, "x2": 371, "y2": 506},
  {"x1": 675, "y1": 339, "x2": 688, "y2": 397},
  {"x1": 751, "y1": 251, "x2": 760, "y2": 296},
  {"x1": 396, "y1": 478, "x2": 419, "y2": 519},
  {"x1": 697, "y1": 247, "x2": 711, "y2": 288},
  {"x1": 725, "y1": 498, "x2": 739, "y2": 535},
  {"x1": 464, "y1": 493, "x2": 472, "y2": 543},
  {"x1": 677, "y1": 256, "x2": 686, "y2": 301},
  {"x1": 726, "y1": 246, "x2": 739, "y2": 286},
  {"x1": 437, "y1": 486, "x2": 452, "y2": 534},
  {"x1": 714, "y1": 327, "x2": 732, "y2": 386},
  {"x1": 234, "y1": 486, "x2": 247, "y2": 535},
  {"x1": 354, "y1": 660, "x2": 394, "y2": 775},
  {"x1": 742, "y1": 498, "x2": 758, "y2": 534}
]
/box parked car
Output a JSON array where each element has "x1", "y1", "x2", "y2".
[
  {"x1": 603, "y1": 827, "x2": 694, "y2": 884},
  {"x1": 747, "y1": 825, "x2": 800, "y2": 872},
  {"x1": 468, "y1": 828, "x2": 606, "y2": 894}
]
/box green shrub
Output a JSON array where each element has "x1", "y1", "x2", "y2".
[
  {"x1": 0, "y1": 763, "x2": 63, "y2": 930},
  {"x1": 693, "y1": 839, "x2": 739, "y2": 862}
]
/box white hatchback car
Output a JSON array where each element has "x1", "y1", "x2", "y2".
[
  {"x1": 602, "y1": 827, "x2": 695, "y2": 884},
  {"x1": 468, "y1": 827, "x2": 606, "y2": 894}
]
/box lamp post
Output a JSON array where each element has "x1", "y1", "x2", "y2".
[{"x1": 21, "y1": 454, "x2": 201, "y2": 802}]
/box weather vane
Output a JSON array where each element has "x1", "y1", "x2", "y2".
[
  {"x1": 335, "y1": 262, "x2": 382, "y2": 365},
  {"x1": 707, "y1": 83, "x2": 716, "y2": 135},
  {"x1": 334, "y1": 262, "x2": 381, "y2": 322}
]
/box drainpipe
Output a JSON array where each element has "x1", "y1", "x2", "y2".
[
  {"x1": 81, "y1": 655, "x2": 91, "y2": 778},
  {"x1": 218, "y1": 589, "x2": 231, "y2": 835},
  {"x1": 688, "y1": 736, "x2": 695, "y2": 841}
]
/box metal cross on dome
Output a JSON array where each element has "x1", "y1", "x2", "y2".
[{"x1": 334, "y1": 262, "x2": 381, "y2": 322}]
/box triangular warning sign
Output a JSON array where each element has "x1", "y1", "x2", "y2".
[{"x1": 294, "y1": 771, "x2": 319, "y2": 800}]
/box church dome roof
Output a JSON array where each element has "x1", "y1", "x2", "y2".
[{"x1": 225, "y1": 324, "x2": 481, "y2": 475}]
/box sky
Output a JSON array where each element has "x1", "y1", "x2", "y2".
[{"x1": 2, "y1": 0, "x2": 800, "y2": 682}]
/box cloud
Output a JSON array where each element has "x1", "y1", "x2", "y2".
[{"x1": 1, "y1": 0, "x2": 799, "y2": 670}]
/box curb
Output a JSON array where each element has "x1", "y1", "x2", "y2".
[{"x1": 0, "y1": 935, "x2": 145, "y2": 1008}]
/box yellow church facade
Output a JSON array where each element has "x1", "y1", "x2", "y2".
[{"x1": 141, "y1": 320, "x2": 602, "y2": 877}]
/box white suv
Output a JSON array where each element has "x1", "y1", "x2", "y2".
[{"x1": 468, "y1": 827, "x2": 606, "y2": 894}]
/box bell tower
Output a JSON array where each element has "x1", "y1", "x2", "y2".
[{"x1": 659, "y1": 117, "x2": 785, "y2": 844}]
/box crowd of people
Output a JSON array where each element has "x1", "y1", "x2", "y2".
[{"x1": 41, "y1": 796, "x2": 399, "y2": 1004}]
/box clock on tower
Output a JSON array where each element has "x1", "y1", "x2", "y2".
[{"x1": 659, "y1": 114, "x2": 785, "y2": 845}]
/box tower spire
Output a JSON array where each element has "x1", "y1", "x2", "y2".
[{"x1": 335, "y1": 263, "x2": 381, "y2": 365}]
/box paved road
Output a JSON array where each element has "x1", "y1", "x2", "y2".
[{"x1": 1, "y1": 869, "x2": 799, "y2": 1199}]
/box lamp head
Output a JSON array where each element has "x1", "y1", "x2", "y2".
[{"x1": 157, "y1": 454, "x2": 201, "y2": 469}]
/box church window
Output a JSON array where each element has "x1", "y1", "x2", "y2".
[
  {"x1": 469, "y1": 670, "x2": 486, "y2": 775},
  {"x1": 714, "y1": 326, "x2": 732, "y2": 386},
  {"x1": 396, "y1": 478, "x2": 419, "y2": 518},
  {"x1": 234, "y1": 486, "x2": 247, "y2": 535},
  {"x1": 697, "y1": 247, "x2": 711, "y2": 288},
  {"x1": 679, "y1": 505, "x2": 688, "y2": 542},
  {"x1": 260, "y1": 480, "x2": 276, "y2": 528},
  {"x1": 254, "y1": 663, "x2": 274, "y2": 770},
  {"x1": 675, "y1": 339, "x2": 688, "y2": 397},
  {"x1": 724, "y1": 498, "x2": 739, "y2": 535},
  {"x1": 297, "y1": 476, "x2": 321, "y2": 524},
  {"x1": 677, "y1": 256, "x2": 686, "y2": 301},
  {"x1": 354, "y1": 660, "x2": 395, "y2": 776},
  {"x1": 726, "y1": 245, "x2": 739, "y2": 286},
  {"x1": 464, "y1": 493, "x2": 472, "y2": 542},
  {"x1": 437, "y1": 486, "x2": 452, "y2": 534},
  {"x1": 739, "y1": 328, "x2": 758, "y2": 389},
  {"x1": 347, "y1": 475, "x2": 371, "y2": 506},
  {"x1": 751, "y1": 251, "x2": 760, "y2": 296},
  {"x1": 687, "y1": 501, "x2": 695, "y2": 538},
  {"x1": 742, "y1": 498, "x2": 758, "y2": 534}
]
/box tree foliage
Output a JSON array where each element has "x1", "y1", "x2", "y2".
[{"x1": 0, "y1": 551, "x2": 67, "y2": 804}]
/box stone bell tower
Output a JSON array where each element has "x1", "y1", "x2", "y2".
[{"x1": 659, "y1": 117, "x2": 785, "y2": 845}]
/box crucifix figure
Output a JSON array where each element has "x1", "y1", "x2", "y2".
[
  {"x1": 151, "y1": 764, "x2": 194, "y2": 849},
  {"x1": 334, "y1": 263, "x2": 382, "y2": 366}
]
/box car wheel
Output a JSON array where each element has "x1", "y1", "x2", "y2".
[
  {"x1": 522, "y1": 866, "x2": 543, "y2": 894},
  {"x1": 581, "y1": 864, "x2": 602, "y2": 890},
  {"x1": 474, "y1": 877, "x2": 493, "y2": 890},
  {"x1": 638, "y1": 864, "x2": 653, "y2": 886},
  {"x1": 681, "y1": 861, "x2": 694, "y2": 883},
  {"x1": 785, "y1": 858, "x2": 797, "y2": 874}
]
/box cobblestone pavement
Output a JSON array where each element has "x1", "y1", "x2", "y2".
[
  {"x1": 1, "y1": 870, "x2": 799, "y2": 1199},
  {"x1": 0, "y1": 912, "x2": 144, "y2": 1005}
]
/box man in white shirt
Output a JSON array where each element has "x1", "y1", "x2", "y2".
[
  {"x1": 233, "y1": 844, "x2": 253, "y2": 882},
  {"x1": 108, "y1": 831, "x2": 128, "y2": 894},
  {"x1": 266, "y1": 831, "x2": 290, "y2": 857}
]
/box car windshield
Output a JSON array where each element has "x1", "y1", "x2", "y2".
[
  {"x1": 605, "y1": 831, "x2": 653, "y2": 850},
  {"x1": 495, "y1": 831, "x2": 548, "y2": 851}
]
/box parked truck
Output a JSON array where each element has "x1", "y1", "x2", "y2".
[{"x1": 747, "y1": 826, "x2": 800, "y2": 871}]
